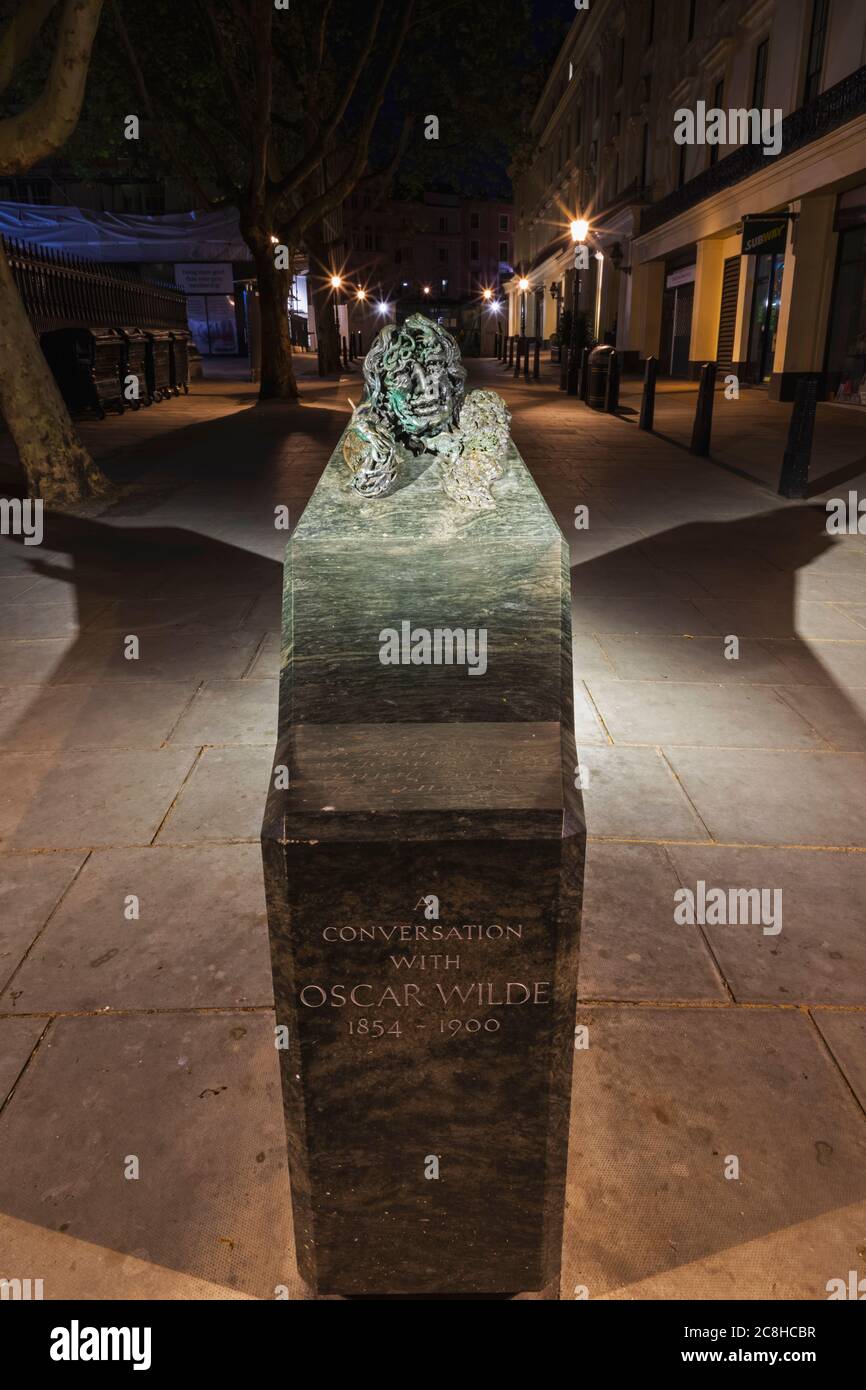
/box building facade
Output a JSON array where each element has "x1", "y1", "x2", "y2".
[
  {"x1": 340, "y1": 190, "x2": 514, "y2": 353},
  {"x1": 510, "y1": 0, "x2": 866, "y2": 404}
]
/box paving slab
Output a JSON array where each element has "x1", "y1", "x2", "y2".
[
  {"x1": 578, "y1": 843, "x2": 724, "y2": 1002},
  {"x1": 667, "y1": 845, "x2": 866, "y2": 1005},
  {"x1": 562, "y1": 1007, "x2": 866, "y2": 1299},
  {"x1": 157, "y1": 747, "x2": 274, "y2": 844},
  {"x1": 54, "y1": 631, "x2": 262, "y2": 683},
  {"x1": 168, "y1": 679, "x2": 277, "y2": 747},
  {"x1": 0, "y1": 750, "x2": 195, "y2": 849},
  {"x1": 587, "y1": 679, "x2": 824, "y2": 749},
  {"x1": 774, "y1": 684, "x2": 866, "y2": 751},
  {"x1": 0, "y1": 1012, "x2": 299, "y2": 1298},
  {"x1": 0, "y1": 851, "x2": 85, "y2": 992},
  {"x1": 811, "y1": 1012, "x2": 866, "y2": 1111},
  {"x1": 0, "y1": 1017, "x2": 46, "y2": 1103},
  {"x1": 0, "y1": 844, "x2": 273, "y2": 1014},
  {"x1": 577, "y1": 744, "x2": 709, "y2": 841},
  {"x1": 598, "y1": 633, "x2": 798, "y2": 684},
  {"x1": 664, "y1": 748, "x2": 866, "y2": 847},
  {"x1": 0, "y1": 682, "x2": 197, "y2": 750}
]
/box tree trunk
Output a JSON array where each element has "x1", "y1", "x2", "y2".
[
  {"x1": 305, "y1": 220, "x2": 341, "y2": 377},
  {"x1": 249, "y1": 241, "x2": 299, "y2": 402},
  {"x1": 0, "y1": 239, "x2": 109, "y2": 503}
]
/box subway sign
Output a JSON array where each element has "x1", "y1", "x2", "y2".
[{"x1": 741, "y1": 215, "x2": 790, "y2": 257}]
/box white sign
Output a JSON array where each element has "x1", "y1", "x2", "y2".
[
  {"x1": 175, "y1": 262, "x2": 234, "y2": 294},
  {"x1": 666, "y1": 264, "x2": 696, "y2": 289}
]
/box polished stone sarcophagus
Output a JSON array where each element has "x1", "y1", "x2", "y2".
[{"x1": 261, "y1": 418, "x2": 584, "y2": 1297}]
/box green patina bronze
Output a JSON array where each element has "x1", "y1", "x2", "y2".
[{"x1": 343, "y1": 314, "x2": 511, "y2": 509}]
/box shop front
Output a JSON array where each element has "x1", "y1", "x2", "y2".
[{"x1": 825, "y1": 186, "x2": 866, "y2": 407}]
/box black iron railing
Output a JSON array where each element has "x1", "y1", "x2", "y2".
[
  {"x1": 641, "y1": 63, "x2": 866, "y2": 234},
  {"x1": 2, "y1": 235, "x2": 187, "y2": 334}
]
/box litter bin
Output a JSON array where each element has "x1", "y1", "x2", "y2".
[
  {"x1": 588, "y1": 344, "x2": 617, "y2": 411},
  {"x1": 40, "y1": 326, "x2": 125, "y2": 418},
  {"x1": 143, "y1": 328, "x2": 173, "y2": 401},
  {"x1": 169, "y1": 329, "x2": 192, "y2": 395},
  {"x1": 118, "y1": 327, "x2": 151, "y2": 407}
]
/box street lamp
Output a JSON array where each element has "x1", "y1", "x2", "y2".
[
  {"x1": 517, "y1": 275, "x2": 530, "y2": 334},
  {"x1": 482, "y1": 287, "x2": 493, "y2": 302},
  {"x1": 329, "y1": 273, "x2": 343, "y2": 341},
  {"x1": 567, "y1": 218, "x2": 589, "y2": 396}
]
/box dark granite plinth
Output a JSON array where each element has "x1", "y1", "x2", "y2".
[{"x1": 262, "y1": 434, "x2": 585, "y2": 1296}]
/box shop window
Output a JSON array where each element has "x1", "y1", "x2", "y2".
[
  {"x1": 826, "y1": 224, "x2": 866, "y2": 406},
  {"x1": 470, "y1": 240, "x2": 480, "y2": 261},
  {"x1": 499, "y1": 214, "x2": 509, "y2": 232},
  {"x1": 499, "y1": 241, "x2": 509, "y2": 262}
]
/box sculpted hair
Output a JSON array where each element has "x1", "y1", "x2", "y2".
[{"x1": 362, "y1": 315, "x2": 467, "y2": 427}]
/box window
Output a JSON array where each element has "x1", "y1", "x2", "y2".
[
  {"x1": 646, "y1": 0, "x2": 655, "y2": 44},
  {"x1": 687, "y1": 0, "x2": 697, "y2": 41},
  {"x1": 499, "y1": 241, "x2": 509, "y2": 262},
  {"x1": 439, "y1": 215, "x2": 448, "y2": 233},
  {"x1": 804, "y1": 0, "x2": 829, "y2": 104},
  {"x1": 394, "y1": 248, "x2": 401, "y2": 263},
  {"x1": 753, "y1": 38, "x2": 770, "y2": 110},
  {"x1": 470, "y1": 211, "x2": 480, "y2": 229},
  {"x1": 364, "y1": 229, "x2": 373, "y2": 251},
  {"x1": 640, "y1": 122, "x2": 650, "y2": 189},
  {"x1": 499, "y1": 214, "x2": 509, "y2": 231},
  {"x1": 438, "y1": 247, "x2": 448, "y2": 262},
  {"x1": 710, "y1": 78, "x2": 724, "y2": 165},
  {"x1": 470, "y1": 240, "x2": 480, "y2": 261}
]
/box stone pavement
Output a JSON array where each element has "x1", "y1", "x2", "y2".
[{"x1": 0, "y1": 355, "x2": 865, "y2": 1300}]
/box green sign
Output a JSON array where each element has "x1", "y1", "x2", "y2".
[{"x1": 742, "y1": 216, "x2": 789, "y2": 257}]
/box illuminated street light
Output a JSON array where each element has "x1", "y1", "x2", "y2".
[
  {"x1": 422, "y1": 285, "x2": 431, "y2": 295},
  {"x1": 518, "y1": 277, "x2": 529, "y2": 291},
  {"x1": 482, "y1": 288, "x2": 493, "y2": 301},
  {"x1": 376, "y1": 301, "x2": 391, "y2": 315},
  {"x1": 356, "y1": 287, "x2": 367, "y2": 301},
  {"x1": 330, "y1": 274, "x2": 343, "y2": 290},
  {"x1": 567, "y1": 217, "x2": 589, "y2": 395}
]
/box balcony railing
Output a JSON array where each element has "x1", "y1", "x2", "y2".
[{"x1": 640, "y1": 63, "x2": 866, "y2": 235}]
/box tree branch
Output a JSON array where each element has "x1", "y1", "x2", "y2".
[
  {"x1": 109, "y1": 0, "x2": 231, "y2": 210},
  {"x1": 272, "y1": 0, "x2": 388, "y2": 201},
  {"x1": 0, "y1": 0, "x2": 104, "y2": 175}
]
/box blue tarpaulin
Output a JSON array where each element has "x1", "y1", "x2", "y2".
[{"x1": 0, "y1": 202, "x2": 248, "y2": 262}]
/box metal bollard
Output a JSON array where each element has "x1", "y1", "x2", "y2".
[
  {"x1": 604, "y1": 350, "x2": 620, "y2": 413},
  {"x1": 341, "y1": 336, "x2": 349, "y2": 369},
  {"x1": 507, "y1": 335, "x2": 515, "y2": 368},
  {"x1": 639, "y1": 356, "x2": 658, "y2": 432},
  {"x1": 533, "y1": 337, "x2": 541, "y2": 380},
  {"x1": 523, "y1": 337, "x2": 531, "y2": 379},
  {"x1": 514, "y1": 336, "x2": 523, "y2": 378},
  {"x1": 690, "y1": 362, "x2": 717, "y2": 456},
  {"x1": 560, "y1": 345, "x2": 568, "y2": 391},
  {"x1": 579, "y1": 346, "x2": 591, "y2": 402},
  {"x1": 778, "y1": 377, "x2": 818, "y2": 498}
]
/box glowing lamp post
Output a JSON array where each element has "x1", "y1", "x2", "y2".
[
  {"x1": 567, "y1": 219, "x2": 589, "y2": 397},
  {"x1": 517, "y1": 278, "x2": 530, "y2": 337}
]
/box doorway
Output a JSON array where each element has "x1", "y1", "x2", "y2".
[{"x1": 748, "y1": 252, "x2": 784, "y2": 383}]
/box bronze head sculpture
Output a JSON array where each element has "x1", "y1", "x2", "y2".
[{"x1": 343, "y1": 314, "x2": 511, "y2": 510}]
